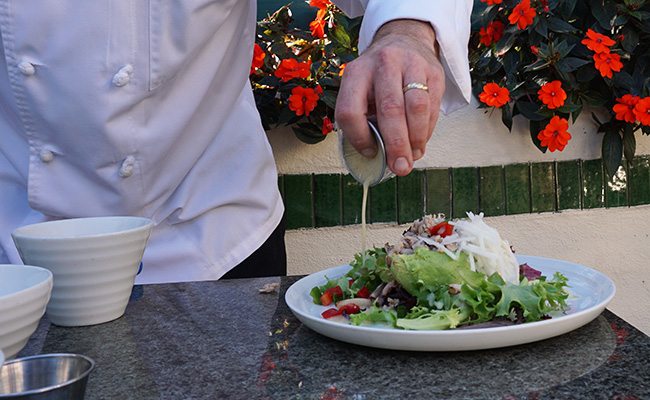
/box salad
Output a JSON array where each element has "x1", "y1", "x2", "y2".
[{"x1": 310, "y1": 213, "x2": 570, "y2": 330}]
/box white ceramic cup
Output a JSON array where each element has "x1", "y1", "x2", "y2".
[
  {"x1": 0, "y1": 264, "x2": 53, "y2": 359},
  {"x1": 12, "y1": 216, "x2": 153, "y2": 327}
]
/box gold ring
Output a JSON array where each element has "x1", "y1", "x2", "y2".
[{"x1": 402, "y1": 82, "x2": 429, "y2": 93}]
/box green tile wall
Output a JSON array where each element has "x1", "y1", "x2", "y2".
[
  {"x1": 452, "y1": 167, "x2": 479, "y2": 219},
  {"x1": 556, "y1": 160, "x2": 580, "y2": 210},
  {"x1": 280, "y1": 158, "x2": 648, "y2": 229},
  {"x1": 606, "y1": 164, "x2": 628, "y2": 208},
  {"x1": 397, "y1": 171, "x2": 424, "y2": 223},
  {"x1": 342, "y1": 175, "x2": 364, "y2": 225},
  {"x1": 628, "y1": 156, "x2": 650, "y2": 206},
  {"x1": 479, "y1": 166, "x2": 504, "y2": 217},
  {"x1": 370, "y1": 177, "x2": 397, "y2": 223},
  {"x1": 582, "y1": 159, "x2": 604, "y2": 209},
  {"x1": 531, "y1": 162, "x2": 555, "y2": 213},
  {"x1": 504, "y1": 163, "x2": 531, "y2": 215},
  {"x1": 313, "y1": 174, "x2": 341, "y2": 227},
  {"x1": 425, "y1": 168, "x2": 451, "y2": 217},
  {"x1": 283, "y1": 174, "x2": 313, "y2": 229}
]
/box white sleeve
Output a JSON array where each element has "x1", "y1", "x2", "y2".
[{"x1": 333, "y1": 0, "x2": 473, "y2": 114}]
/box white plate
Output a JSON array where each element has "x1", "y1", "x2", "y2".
[{"x1": 285, "y1": 255, "x2": 616, "y2": 351}]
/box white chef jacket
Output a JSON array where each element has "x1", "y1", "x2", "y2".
[{"x1": 0, "y1": 0, "x2": 472, "y2": 284}]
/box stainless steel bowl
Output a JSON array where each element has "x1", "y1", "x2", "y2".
[{"x1": 0, "y1": 354, "x2": 94, "y2": 399}]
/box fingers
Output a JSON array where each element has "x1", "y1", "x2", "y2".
[{"x1": 335, "y1": 60, "x2": 376, "y2": 157}]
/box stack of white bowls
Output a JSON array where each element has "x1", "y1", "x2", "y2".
[{"x1": 0, "y1": 264, "x2": 53, "y2": 359}]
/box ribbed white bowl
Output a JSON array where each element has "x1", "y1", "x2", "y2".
[
  {"x1": 0, "y1": 264, "x2": 53, "y2": 359},
  {"x1": 12, "y1": 217, "x2": 152, "y2": 327}
]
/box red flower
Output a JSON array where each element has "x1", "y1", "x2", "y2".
[
  {"x1": 250, "y1": 43, "x2": 265, "y2": 75},
  {"x1": 508, "y1": 0, "x2": 536, "y2": 30},
  {"x1": 613, "y1": 94, "x2": 640, "y2": 123},
  {"x1": 582, "y1": 29, "x2": 615, "y2": 54},
  {"x1": 478, "y1": 83, "x2": 510, "y2": 107},
  {"x1": 309, "y1": 0, "x2": 331, "y2": 10},
  {"x1": 593, "y1": 52, "x2": 623, "y2": 79},
  {"x1": 538, "y1": 116, "x2": 571, "y2": 152},
  {"x1": 479, "y1": 21, "x2": 505, "y2": 46},
  {"x1": 480, "y1": 0, "x2": 503, "y2": 4},
  {"x1": 531, "y1": 45, "x2": 539, "y2": 55},
  {"x1": 309, "y1": 9, "x2": 327, "y2": 39},
  {"x1": 288, "y1": 86, "x2": 319, "y2": 116},
  {"x1": 274, "y1": 58, "x2": 311, "y2": 82},
  {"x1": 322, "y1": 117, "x2": 334, "y2": 135},
  {"x1": 537, "y1": 80, "x2": 567, "y2": 109},
  {"x1": 634, "y1": 97, "x2": 650, "y2": 126}
]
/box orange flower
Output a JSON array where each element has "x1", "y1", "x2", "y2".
[
  {"x1": 479, "y1": 21, "x2": 505, "y2": 46},
  {"x1": 634, "y1": 97, "x2": 650, "y2": 126},
  {"x1": 537, "y1": 81, "x2": 567, "y2": 109},
  {"x1": 481, "y1": 0, "x2": 503, "y2": 4},
  {"x1": 309, "y1": 9, "x2": 327, "y2": 38},
  {"x1": 478, "y1": 83, "x2": 510, "y2": 107},
  {"x1": 339, "y1": 63, "x2": 347, "y2": 76},
  {"x1": 593, "y1": 52, "x2": 623, "y2": 79},
  {"x1": 309, "y1": 0, "x2": 331, "y2": 10},
  {"x1": 613, "y1": 94, "x2": 640, "y2": 123},
  {"x1": 508, "y1": 0, "x2": 536, "y2": 30},
  {"x1": 538, "y1": 116, "x2": 571, "y2": 152},
  {"x1": 322, "y1": 117, "x2": 334, "y2": 135},
  {"x1": 274, "y1": 58, "x2": 311, "y2": 82},
  {"x1": 581, "y1": 29, "x2": 615, "y2": 54},
  {"x1": 250, "y1": 43, "x2": 265, "y2": 75},
  {"x1": 288, "y1": 86, "x2": 319, "y2": 116}
]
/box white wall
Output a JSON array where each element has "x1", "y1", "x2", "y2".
[{"x1": 268, "y1": 98, "x2": 650, "y2": 335}]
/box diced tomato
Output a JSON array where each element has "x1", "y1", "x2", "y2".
[
  {"x1": 320, "y1": 286, "x2": 343, "y2": 306},
  {"x1": 339, "y1": 304, "x2": 360, "y2": 315},
  {"x1": 320, "y1": 291, "x2": 333, "y2": 306},
  {"x1": 321, "y1": 304, "x2": 361, "y2": 319},
  {"x1": 348, "y1": 279, "x2": 354, "y2": 288},
  {"x1": 356, "y1": 286, "x2": 371, "y2": 299},
  {"x1": 321, "y1": 308, "x2": 342, "y2": 319},
  {"x1": 429, "y1": 222, "x2": 453, "y2": 237}
]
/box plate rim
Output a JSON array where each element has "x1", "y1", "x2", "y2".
[{"x1": 285, "y1": 255, "x2": 616, "y2": 351}]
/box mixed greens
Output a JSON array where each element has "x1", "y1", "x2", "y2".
[{"x1": 310, "y1": 213, "x2": 570, "y2": 330}]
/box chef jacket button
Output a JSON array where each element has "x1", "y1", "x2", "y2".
[
  {"x1": 119, "y1": 155, "x2": 135, "y2": 178},
  {"x1": 38, "y1": 149, "x2": 54, "y2": 163},
  {"x1": 18, "y1": 61, "x2": 36, "y2": 76},
  {"x1": 112, "y1": 64, "x2": 133, "y2": 87}
]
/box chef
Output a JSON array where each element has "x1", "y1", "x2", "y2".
[{"x1": 0, "y1": 0, "x2": 472, "y2": 283}]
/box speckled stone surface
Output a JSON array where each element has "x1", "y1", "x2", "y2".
[{"x1": 19, "y1": 276, "x2": 650, "y2": 400}]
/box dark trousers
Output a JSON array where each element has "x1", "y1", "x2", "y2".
[{"x1": 221, "y1": 214, "x2": 287, "y2": 279}]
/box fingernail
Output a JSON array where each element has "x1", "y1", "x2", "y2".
[
  {"x1": 394, "y1": 157, "x2": 410, "y2": 174},
  {"x1": 412, "y1": 149, "x2": 423, "y2": 160},
  {"x1": 361, "y1": 148, "x2": 376, "y2": 157}
]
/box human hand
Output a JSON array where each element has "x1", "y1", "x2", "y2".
[{"x1": 335, "y1": 19, "x2": 445, "y2": 176}]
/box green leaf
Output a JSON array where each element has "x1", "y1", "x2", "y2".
[
  {"x1": 530, "y1": 119, "x2": 548, "y2": 153},
  {"x1": 293, "y1": 125, "x2": 327, "y2": 144},
  {"x1": 623, "y1": 124, "x2": 637, "y2": 161},
  {"x1": 556, "y1": 57, "x2": 591, "y2": 72},
  {"x1": 602, "y1": 130, "x2": 624, "y2": 178},
  {"x1": 516, "y1": 101, "x2": 547, "y2": 121},
  {"x1": 329, "y1": 24, "x2": 351, "y2": 49},
  {"x1": 591, "y1": 0, "x2": 618, "y2": 30},
  {"x1": 546, "y1": 17, "x2": 577, "y2": 33},
  {"x1": 501, "y1": 102, "x2": 513, "y2": 131},
  {"x1": 494, "y1": 30, "x2": 518, "y2": 55},
  {"x1": 621, "y1": 27, "x2": 640, "y2": 53}
]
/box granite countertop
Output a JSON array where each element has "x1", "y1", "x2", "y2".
[{"x1": 20, "y1": 276, "x2": 650, "y2": 400}]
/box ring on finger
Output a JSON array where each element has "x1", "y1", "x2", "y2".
[{"x1": 402, "y1": 82, "x2": 429, "y2": 94}]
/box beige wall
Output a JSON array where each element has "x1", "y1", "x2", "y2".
[{"x1": 268, "y1": 98, "x2": 650, "y2": 335}]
